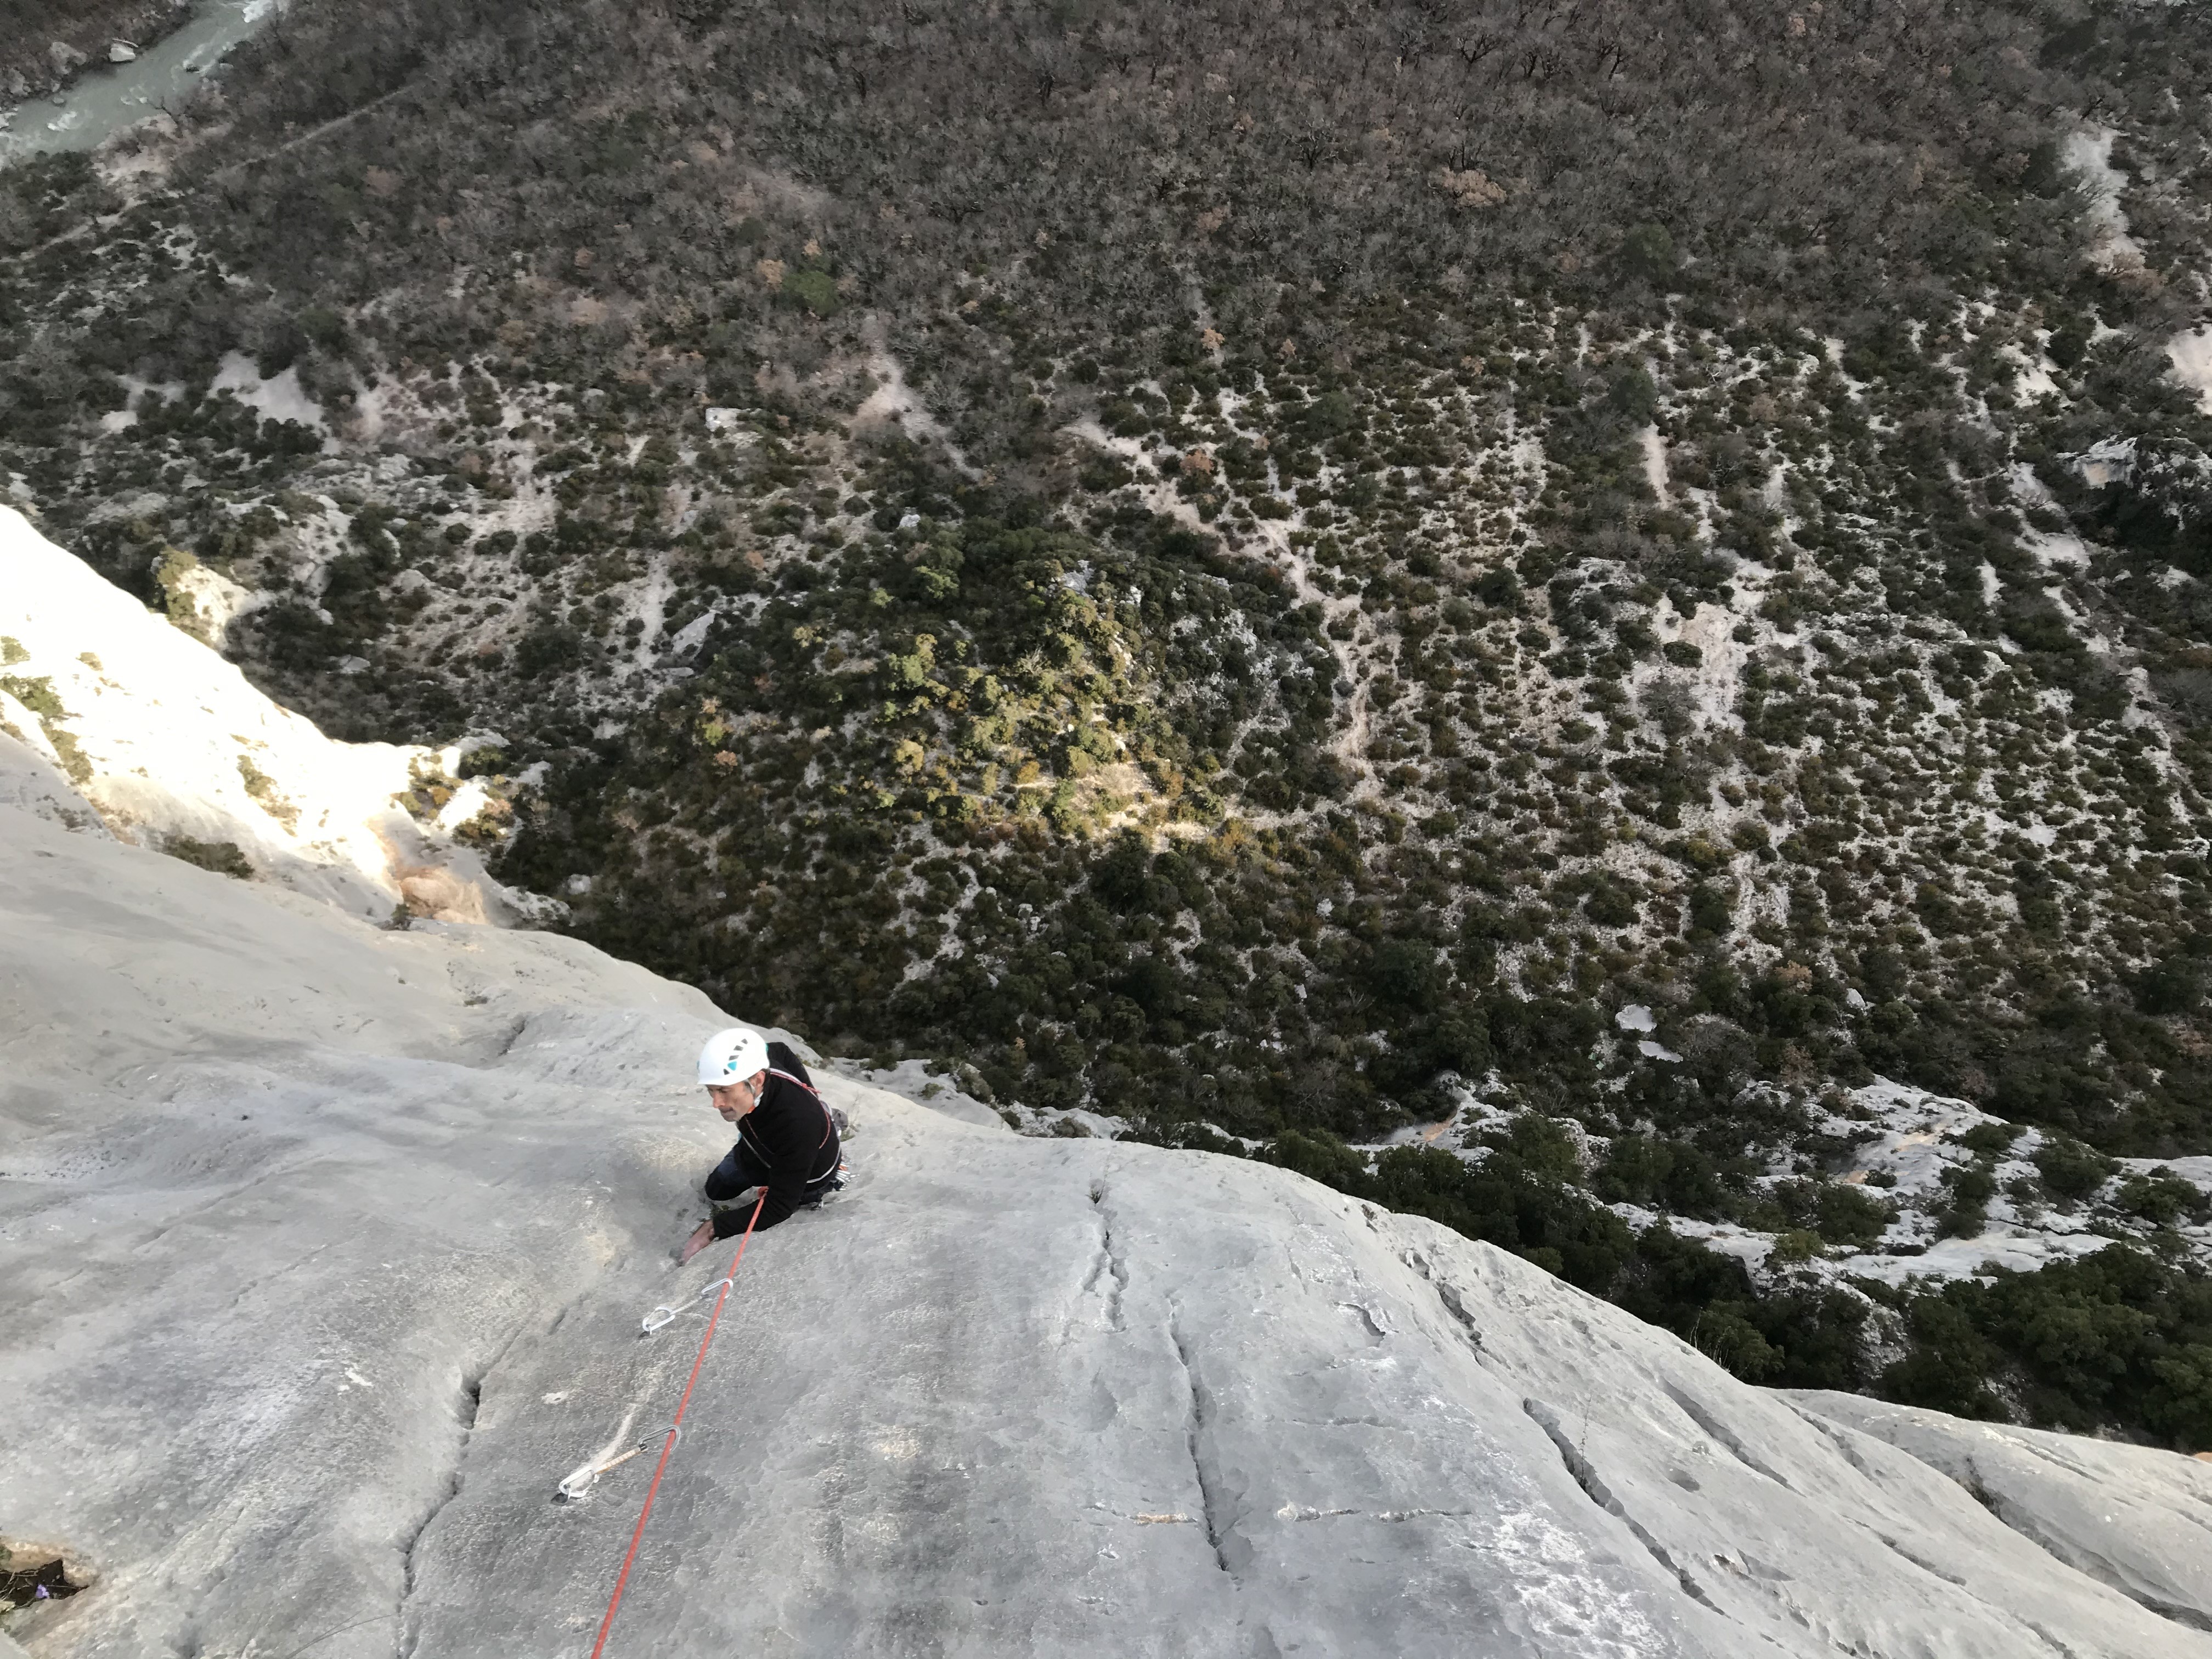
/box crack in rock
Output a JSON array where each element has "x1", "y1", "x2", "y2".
[
  {"x1": 1878, "y1": 1534, "x2": 1969, "y2": 1589},
  {"x1": 1339, "y1": 1301, "x2": 1387, "y2": 1344},
  {"x1": 1272, "y1": 1502, "x2": 1479, "y2": 1523},
  {"x1": 1795, "y1": 1406, "x2": 2212, "y2": 1635},
  {"x1": 1084, "y1": 1182, "x2": 1128, "y2": 1332},
  {"x1": 1276, "y1": 1503, "x2": 1359, "y2": 1521},
  {"x1": 1087, "y1": 1504, "x2": 1196, "y2": 1525},
  {"x1": 1169, "y1": 1318, "x2": 1241, "y2": 1578},
  {"x1": 395, "y1": 1378, "x2": 480, "y2": 1659},
  {"x1": 1523, "y1": 1398, "x2": 1723, "y2": 1615},
  {"x1": 1661, "y1": 1381, "x2": 1796, "y2": 1491},
  {"x1": 1790, "y1": 1408, "x2": 1880, "y2": 1478},
  {"x1": 393, "y1": 1317, "x2": 534, "y2": 1659},
  {"x1": 1401, "y1": 1248, "x2": 1486, "y2": 1359},
  {"x1": 217, "y1": 1240, "x2": 337, "y2": 1317},
  {"x1": 1953, "y1": 1453, "x2": 2212, "y2": 1634}
]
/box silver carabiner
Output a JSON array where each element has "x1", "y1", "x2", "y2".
[{"x1": 640, "y1": 1276, "x2": 735, "y2": 1335}]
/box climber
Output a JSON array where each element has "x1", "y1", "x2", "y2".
[{"x1": 679, "y1": 1027, "x2": 845, "y2": 1263}]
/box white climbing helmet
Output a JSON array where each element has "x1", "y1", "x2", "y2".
[{"x1": 696, "y1": 1026, "x2": 769, "y2": 1087}]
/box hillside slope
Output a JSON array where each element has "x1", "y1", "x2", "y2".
[
  {"x1": 5, "y1": 1, "x2": 2210, "y2": 1158},
  {"x1": 3, "y1": 800, "x2": 2211, "y2": 1658},
  {"x1": 5, "y1": 0, "x2": 2212, "y2": 1451}
]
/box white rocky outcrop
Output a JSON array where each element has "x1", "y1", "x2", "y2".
[
  {"x1": 2172, "y1": 326, "x2": 2212, "y2": 416},
  {"x1": 0, "y1": 505, "x2": 534, "y2": 923},
  {"x1": 3, "y1": 803, "x2": 2209, "y2": 1658}
]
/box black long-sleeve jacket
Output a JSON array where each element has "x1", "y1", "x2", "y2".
[{"x1": 712, "y1": 1042, "x2": 840, "y2": 1236}]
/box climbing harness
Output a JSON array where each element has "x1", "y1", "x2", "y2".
[
  {"x1": 585, "y1": 1197, "x2": 763, "y2": 1659},
  {"x1": 755, "y1": 1068, "x2": 845, "y2": 1186}
]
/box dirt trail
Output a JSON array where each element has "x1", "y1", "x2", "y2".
[{"x1": 1244, "y1": 517, "x2": 1382, "y2": 803}]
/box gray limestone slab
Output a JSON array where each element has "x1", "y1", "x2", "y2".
[
  {"x1": 4, "y1": 803, "x2": 2209, "y2": 1658},
  {"x1": 1790, "y1": 1390, "x2": 2212, "y2": 1628}
]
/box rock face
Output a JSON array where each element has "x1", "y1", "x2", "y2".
[
  {"x1": 0, "y1": 507, "x2": 535, "y2": 923},
  {"x1": 1786, "y1": 1393, "x2": 2212, "y2": 1630},
  {"x1": 0, "y1": 732, "x2": 108, "y2": 839},
  {"x1": 4, "y1": 804, "x2": 2211, "y2": 1658}
]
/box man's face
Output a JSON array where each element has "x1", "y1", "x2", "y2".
[{"x1": 707, "y1": 1070, "x2": 769, "y2": 1123}]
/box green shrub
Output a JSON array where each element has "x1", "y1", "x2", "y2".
[
  {"x1": 2116, "y1": 1171, "x2": 2209, "y2": 1227},
  {"x1": 0, "y1": 674, "x2": 64, "y2": 720},
  {"x1": 782, "y1": 268, "x2": 840, "y2": 317},
  {"x1": 1773, "y1": 1177, "x2": 1895, "y2": 1249},
  {"x1": 155, "y1": 548, "x2": 211, "y2": 640},
  {"x1": 2033, "y1": 1136, "x2": 2118, "y2": 1201},
  {"x1": 1880, "y1": 1247, "x2": 2212, "y2": 1449},
  {"x1": 1770, "y1": 1228, "x2": 1826, "y2": 1263},
  {"x1": 1937, "y1": 1162, "x2": 1997, "y2": 1237},
  {"x1": 238, "y1": 755, "x2": 299, "y2": 831},
  {"x1": 163, "y1": 836, "x2": 253, "y2": 879},
  {"x1": 1951, "y1": 1121, "x2": 2024, "y2": 1158},
  {"x1": 0, "y1": 674, "x2": 91, "y2": 783}
]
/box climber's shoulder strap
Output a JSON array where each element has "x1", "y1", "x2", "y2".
[{"x1": 768, "y1": 1065, "x2": 841, "y2": 1163}]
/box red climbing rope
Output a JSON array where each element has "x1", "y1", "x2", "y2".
[{"x1": 588, "y1": 1199, "x2": 764, "y2": 1659}]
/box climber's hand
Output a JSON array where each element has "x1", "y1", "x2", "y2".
[{"x1": 679, "y1": 1220, "x2": 715, "y2": 1264}]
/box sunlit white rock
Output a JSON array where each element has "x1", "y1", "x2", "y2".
[{"x1": 0, "y1": 505, "x2": 526, "y2": 922}]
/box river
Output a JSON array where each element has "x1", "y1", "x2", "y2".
[{"x1": 0, "y1": 1, "x2": 282, "y2": 166}]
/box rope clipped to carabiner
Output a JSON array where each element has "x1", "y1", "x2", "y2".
[
  {"x1": 556, "y1": 1424, "x2": 680, "y2": 1504},
  {"x1": 588, "y1": 1197, "x2": 764, "y2": 1659}
]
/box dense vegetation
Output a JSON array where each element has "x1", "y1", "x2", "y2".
[
  {"x1": 1263, "y1": 1120, "x2": 2212, "y2": 1447},
  {"x1": 4, "y1": 0, "x2": 2212, "y2": 1447}
]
